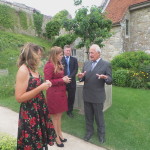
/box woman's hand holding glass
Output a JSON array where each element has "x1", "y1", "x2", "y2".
[{"x1": 41, "y1": 80, "x2": 52, "y2": 90}]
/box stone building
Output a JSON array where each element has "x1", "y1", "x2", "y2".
[
  {"x1": 102, "y1": 0, "x2": 150, "y2": 61},
  {"x1": 72, "y1": 0, "x2": 150, "y2": 63},
  {"x1": 0, "y1": 0, "x2": 51, "y2": 36}
]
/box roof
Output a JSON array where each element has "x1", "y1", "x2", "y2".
[{"x1": 105, "y1": 0, "x2": 149, "y2": 23}]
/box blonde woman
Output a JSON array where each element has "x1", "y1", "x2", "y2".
[
  {"x1": 44, "y1": 46, "x2": 71, "y2": 147},
  {"x1": 15, "y1": 43, "x2": 56, "y2": 150}
]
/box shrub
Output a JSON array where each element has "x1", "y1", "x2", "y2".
[
  {"x1": 111, "y1": 51, "x2": 150, "y2": 89},
  {"x1": 113, "y1": 69, "x2": 150, "y2": 89},
  {"x1": 113, "y1": 69, "x2": 131, "y2": 87},
  {"x1": 130, "y1": 71, "x2": 149, "y2": 89},
  {"x1": 0, "y1": 133, "x2": 16, "y2": 150},
  {"x1": 111, "y1": 51, "x2": 150, "y2": 71}
]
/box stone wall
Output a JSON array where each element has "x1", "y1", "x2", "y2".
[
  {"x1": 130, "y1": 7, "x2": 150, "y2": 53},
  {"x1": 102, "y1": 25, "x2": 123, "y2": 61},
  {"x1": 13, "y1": 13, "x2": 36, "y2": 36},
  {"x1": 121, "y1": 10, "x2": 131, "y2": 52},
  {"x1": 0, "y1": 0, "x2": 51, "y2": 36},
  {"x1": 0, "y1": 0, "x2": 36, "y2": 14}
]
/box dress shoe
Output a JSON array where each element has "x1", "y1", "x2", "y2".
[
  {"x1": 83, "y1": 133, "x2": 93, "y2": 141},
  {"x1": 56, "y1": 142, "x2": 64, "y2": 147},
  {"x1": 59, "y1": 136, "x2": 67, "y2": 142},
  {"x1": 67, "y1": 112, "x2": 74, "y2": 118},
  {"x1": 99, "y1": 135, "x2": 105, "y2": 144}
]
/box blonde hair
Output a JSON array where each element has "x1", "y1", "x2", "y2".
[
  {"x1": 17, "y1": 43, "x2": 43, "y2": 72},
  {"x1": 49, "y1": 46, "x2": 63, "y2": 73}
]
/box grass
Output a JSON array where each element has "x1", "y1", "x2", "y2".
[
  {"x1": 61, "y1": 86, "x2": 150, "y2": 150},
  {"x1": 104, "y1": 86, "x2": 150, "y2": 150},
  {"x1": 0, "y1": 96, "x2": 20, "y2": 112},
  {"x1": 0, "y1": 31, "x2": 51, "y2": 97},
  {"x1": 1, "y1": 86, "x2": 150, "y2": 150}
]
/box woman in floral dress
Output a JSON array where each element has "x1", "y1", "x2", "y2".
[{"x1": 15, "y1": 43, "x2": 56, "y2": 150}]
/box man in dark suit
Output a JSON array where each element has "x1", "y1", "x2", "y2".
[
  {"x1": 62, "y1": 45, "x2": 78, "y2": 118},
  {"x1": 78, "y1": 44, "x2": 112, "y2": 143}
]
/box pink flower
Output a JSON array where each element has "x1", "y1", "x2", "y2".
[
  {"x1": 29, "y1": 117, "x2": 36, "y2": 126},
  {"x1": 33, "y1": 103, "x2": 38, "y2": 110},
  {"x1": 25, "y1": 133, "x2": 29, "y2": 138},
  {"x1": 37, "y1": 143, "x2": 42, "y2": 149},
  {"x1": 24, "y1": 145, "x2": 32, "y2": 150},
  {"x1": 21, "y1": 111, "x2": 29, "y2": 119},
  {"x1": 37, "y1": 129, "x2": 42, "y2": 136}
]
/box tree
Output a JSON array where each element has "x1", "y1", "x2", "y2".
[
  {"x1": 45, "y1": 20, "x2": 61, "y2": 39},
  {"x1": 63, "y1": 6, "x2": 112, "y2": 59},
  {"x1": 52, "y1": 10, "x2": 70, "y2": 24},
  {"x1": 52, "y1": 34, "x2": 77, "y2": 48},
  {"x1": 45, "y1": 10, "x2": 69, "y2": 39}
]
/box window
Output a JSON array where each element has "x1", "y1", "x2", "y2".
[
  {"x1": 72, "y1": 49, "x2": 76, "y2": 56},
  {"x1": 126, "y1": 19, "x2": 129, "y2": 36}
]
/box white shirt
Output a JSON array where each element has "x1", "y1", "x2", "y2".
[{"x1": 91, "y1": 57, "x2": 101, "y2": 69}]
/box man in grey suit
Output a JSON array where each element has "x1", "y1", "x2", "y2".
[{"x1": 78, "y1": 44, "x2": 112, "y2": 143}]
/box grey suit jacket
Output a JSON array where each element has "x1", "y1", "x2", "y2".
[{"x1": 81, "y1": 58, "x2": 112, "y2": 103}]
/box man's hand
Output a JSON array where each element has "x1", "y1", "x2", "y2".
[
  {"x1": 77, "y1": 71, "x2": 86, "y2": 78},
  {"x1": 96, "y1": 74, "x2": 108, "y2": 79}
]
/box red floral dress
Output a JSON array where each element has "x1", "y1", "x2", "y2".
[{"x1": 17, "y1": 72, "x2": 56, "y2": 150}]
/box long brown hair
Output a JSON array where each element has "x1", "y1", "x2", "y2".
[
  {"x1": 49, "y1": 46, "x2": 63, "y2": 73},
  {"x1": 17, "y1": 43, "x2": 43, "y2": 72}
]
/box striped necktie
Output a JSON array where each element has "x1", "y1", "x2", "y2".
[{"x1": 91, "y1": 61, "x2": 97, "y2": 71}]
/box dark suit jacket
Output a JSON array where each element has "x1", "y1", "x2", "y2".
[
  {"x1": 62, "y1": 56, "x2": 78, "y2": 88},
  {"x1": 81, "y1": 58, "x2": 112, "y2": 103}
]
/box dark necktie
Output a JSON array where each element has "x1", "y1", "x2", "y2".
[{"x1": 66, "y1": 56, "x2": 70, "y2": 76}]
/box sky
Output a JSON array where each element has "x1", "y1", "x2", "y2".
[{"x1": 6, "y1": 0, "x2": 104, "y2": 17}]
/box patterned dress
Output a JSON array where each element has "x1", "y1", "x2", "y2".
[{"x1": 17, "y1": 71, "x2": 56, "y2": 150}]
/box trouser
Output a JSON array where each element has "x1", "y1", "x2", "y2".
[
  {"x1": 66, "y1": 86, "x2": 76, "y2": 113},
  {"x1": 84, "y1": 102, "x2": 105, "y2": 136}
]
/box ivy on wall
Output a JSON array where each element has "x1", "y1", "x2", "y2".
[
  {"x1": 18, "y1": 11, "x2": 28, "y2": 30},
  {"x1": 33, "y1": 12, "x2": 43, "y2": 35},
  {"x1": 29, "y1": 17, "x2": 34, "y2": 29},
  {"x1": 0, "y1": 4, "x2": 44, "y2": 36},
  {"x1": 0, "y1": 4, "x2": 15, "y2": 29}
]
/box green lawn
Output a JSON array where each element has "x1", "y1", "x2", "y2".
[
  {"x1": 104, "y1": 86, "x2": 150, "y2": 150},
  {"x1": 0, "y1": 86, "x2": 150, "y2": 150}
]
